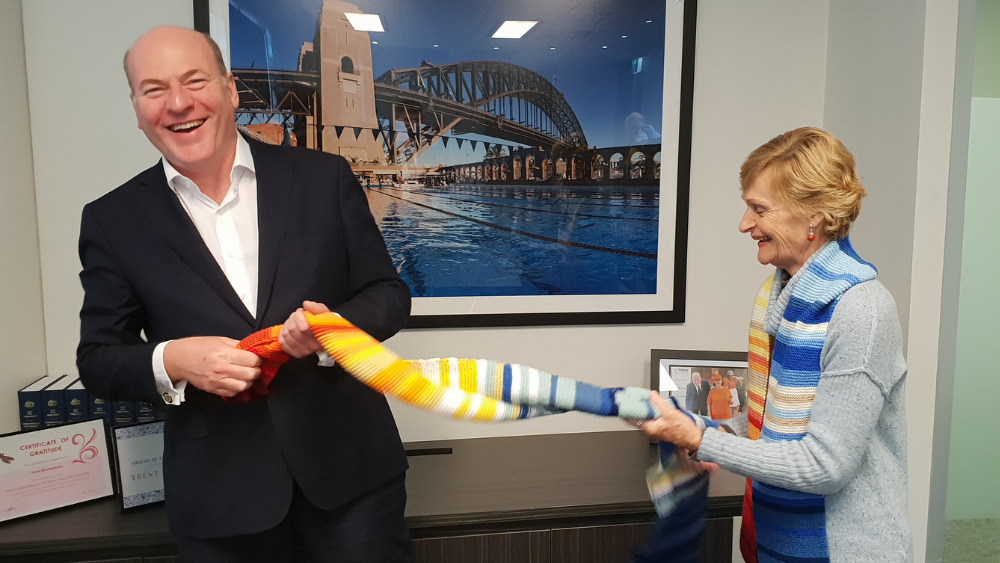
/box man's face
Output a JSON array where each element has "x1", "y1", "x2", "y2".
[
  {"x1": 127, "y1": 27, "x2": 239, "y2": 179},
  {"x1": 692, "y1": 373, "x2": 701, "y2": 385}
]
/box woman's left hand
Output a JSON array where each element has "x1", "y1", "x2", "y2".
[{"x1": 637, "y1": 391, "x2": 703, "y2": 451}]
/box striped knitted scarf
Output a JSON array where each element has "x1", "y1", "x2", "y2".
[
  {"x1": 739, "y1": 238, "x2": 876, "y2": 563},
  {"x1": 235, "y1": 313, "x2": 711, "y2": 562},
  {"x1": 234, "y1": 314, "x2": 657, "y2": 420}
]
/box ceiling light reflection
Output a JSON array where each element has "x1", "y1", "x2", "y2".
[
  {"x1": 492, "y1": 20, "x2": 538, "y2": 39},
  {"x1": 344, "y1": 12, "x2": 384, "y2": 32}
]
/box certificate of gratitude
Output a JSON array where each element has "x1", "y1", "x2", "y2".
[
  {"x1": 113, "y1": 421, "x2": 165, "y2": 509},
  {"x1": 0, "y1": 419, "x2": 114, "y2": 522}
]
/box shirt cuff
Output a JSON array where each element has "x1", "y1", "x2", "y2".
[
  {"x1": 317, "y1": 350, "x2": 337, "y2": 367},
  {"x1": 153, "y1": 340, "x2": 186, "y2": 405},
  {"x1": 315, "y1": 311, "x2": 341, "y2": 367}
]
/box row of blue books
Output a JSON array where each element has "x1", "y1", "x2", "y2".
[{"x1": 17, "y1": 374, "x2": 164, "y2": 431}]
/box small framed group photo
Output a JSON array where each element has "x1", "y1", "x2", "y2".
[{"x1": 650, "y1": 349, "x2": 748, "y2": 421}]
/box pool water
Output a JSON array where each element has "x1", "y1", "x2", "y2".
[{"x1": 367, "y1": 183, "x2": 659, "y2": 298}]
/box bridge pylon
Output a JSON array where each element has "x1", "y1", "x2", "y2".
[{"x1": 310, "y1": 0, "x2": 383, "y2": 164}]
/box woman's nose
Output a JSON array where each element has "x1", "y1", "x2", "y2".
[{"x1": 738, "y1": 208, "x2": 754, "y2": 233}]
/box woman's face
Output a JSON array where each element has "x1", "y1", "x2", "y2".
[{"x1": 738, "y1": 170, "x2": 825, "y2": 275}]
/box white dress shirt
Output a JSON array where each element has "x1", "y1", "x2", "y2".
[
  {"x1": 152, "y1": 135, "x2": 258, "y2": 405},
  {"x1": 152, "y1": 135, "x2": 337, "y2": 405}
]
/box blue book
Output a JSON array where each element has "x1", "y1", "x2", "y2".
[
  {"x1": 17, "y1": 375, "x2": 57, "y2": 431},
  {"x1": 112, "y1": 400, "x2": 135, "y2": 426},
  {"x1": 64, "y1": 378, "x2": 90, "y2": 423},
  {"x1": 89, "y1": 395, "x2": 113, "y2": 426},
  {"x1": 41, "y1": 375, "x2": 73, "y2": 427},
  {"x1": 135, "y1": 401, "x2": 159, "y2": 423}
]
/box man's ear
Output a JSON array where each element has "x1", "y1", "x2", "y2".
[
  {"x1": 129, "y1": 95, "x2": 142, "y2": 129},
  {"x1": 226, "y1": 73, "x2": 239, "y2": 108}
]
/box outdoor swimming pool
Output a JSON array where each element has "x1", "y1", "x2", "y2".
[{"x1": 367, "y1": 183, "x2": 659, "y2": 297}]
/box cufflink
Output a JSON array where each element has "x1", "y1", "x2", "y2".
[{"x1": 162, "y1": 393, "x2": 173, "y2": 404}]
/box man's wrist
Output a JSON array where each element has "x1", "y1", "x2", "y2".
[{"x1": 153, "y1": 340, "x2": 186, "y2": 405}]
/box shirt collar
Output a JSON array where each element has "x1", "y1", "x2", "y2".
[{"x1": 162, "y1": 133, "x2": 256, "y2": 194}]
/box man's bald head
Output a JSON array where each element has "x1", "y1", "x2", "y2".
[{"x1": 124, "y1": 25, "x2": 227, "y2": 92}]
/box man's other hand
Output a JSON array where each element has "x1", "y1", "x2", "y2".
[{"x1": 163, "y1": 337, "x2": 262, "y2": 398}]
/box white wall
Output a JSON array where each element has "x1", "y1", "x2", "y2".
[
  {"x1": 0, "y1": 0, "x2": 46, "y2": 433},
  {"x1": 824, "y1": 0, "x2": 925, "y2": 335},
  {"x1": 21, "y1": 0, "x2": 192, "y2": 385}
]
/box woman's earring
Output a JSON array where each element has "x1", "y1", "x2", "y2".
[{"x1": 807, "y1": 224, "x2": 816, "y2": 241}]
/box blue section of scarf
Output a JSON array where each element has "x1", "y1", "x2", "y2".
[{"x1": 752, "y1": 238, "x2": 876, "y2": 562}]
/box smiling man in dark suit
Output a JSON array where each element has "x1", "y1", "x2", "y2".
[
  {"x1": 684, "y1": 371, "x2": 710, "y2": 416},
  {"x1": 77, "y1": 25, "x2": 411, "y2": 562}
]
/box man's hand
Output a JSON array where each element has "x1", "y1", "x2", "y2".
[
  {"x1": 278, "y1": 300, "x2": 331, "y2": 358},
  {"x1": 163, "y1": 337, "x2": 262, "y2": 398}
]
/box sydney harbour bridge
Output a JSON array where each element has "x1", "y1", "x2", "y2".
[{"x1": 231, "y1": 3, "x2": 661, "y2": 187}]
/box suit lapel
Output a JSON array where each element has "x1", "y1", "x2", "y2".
[
  {"x1": 131, "y1": 162, "x2": 256, "y2": 326},
  {"x1": 249, "y1": 141, "x2": 292, "y2": 328}
]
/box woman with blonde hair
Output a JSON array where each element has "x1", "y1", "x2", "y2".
[{"x1": 639, "y1": 127, "x2": 910, "y2": 562}]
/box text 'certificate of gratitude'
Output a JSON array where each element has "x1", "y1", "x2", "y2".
[{"x1": 0, "y1": 419, "x2": 114, "y2": 522}]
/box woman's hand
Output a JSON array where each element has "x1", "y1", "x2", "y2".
[{"x1": 639, "y1": 391, "x2": 704, "y2": 451}]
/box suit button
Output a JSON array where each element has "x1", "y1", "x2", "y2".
[{"x1": 162, "y1": 393, "x2": 173, "y2": 404}]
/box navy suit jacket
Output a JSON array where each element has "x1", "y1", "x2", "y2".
[
  {"x1": 685, "y1": 380, "x2": 710, "y2": 415},
  {"x1": 77, "y1": 138, "x2": 410, "y2": 538}
]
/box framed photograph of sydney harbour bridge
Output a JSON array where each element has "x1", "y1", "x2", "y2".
[{"x1": 194, "y1": 0, "x2": 695, "y2": 328}]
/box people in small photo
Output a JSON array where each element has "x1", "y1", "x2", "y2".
[
  {"x1": 729, "y1": 369, "x2": 748, "y2": 414},
  {"x1": 707, "y1": 373, "x2": 732, "y2": 420},
  {"x1": 685, "y1": 371, "x2": 710, "y2": 416}
]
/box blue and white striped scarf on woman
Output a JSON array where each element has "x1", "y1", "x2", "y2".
[{"x1": 744, "y1": 237, "x2": 876, "y2": 562}]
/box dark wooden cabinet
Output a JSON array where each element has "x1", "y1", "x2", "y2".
[
  {"x1": 413, "y1": 530, "x2": 551, "y2": 563},
  {"x1": 0, "y1": 432, "x2": 743, "y2": 563},
  {"x1": 549, "y1": 522, "x2": 654, "y2": 562},
  {"x1": 412, "y1": 518, "x2": 734, "y2": 563}
]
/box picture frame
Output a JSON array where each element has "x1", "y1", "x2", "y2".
[
  {"x1": 111, "y1": 420, "x2": 165, "y2": 510},
  {"x1": 194, "y1": 0, "x2": 696, "y2": 328},
  {"x1": 650, "y1": 349, "x2": 749, "y2": 418},
  {"x1": 0, "y1": 419, "x2": 115, "y2": 522}
]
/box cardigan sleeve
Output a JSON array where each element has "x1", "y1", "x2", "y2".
[{"x1": 696, "y1": 280, "x2": 906, "y2": 495}]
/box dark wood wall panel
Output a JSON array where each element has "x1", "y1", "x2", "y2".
[
  {"x1": 700, "y1": 518, "x2": 734, "y2": 563},
  {"x1": 549, "y1": 522, "x2": 654, "y2": 563},
  {"x1": 413, "y1": 530, "x2": 550, "y2": 563}
]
